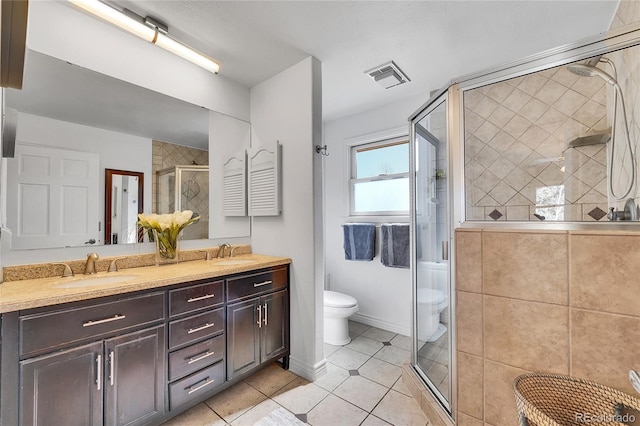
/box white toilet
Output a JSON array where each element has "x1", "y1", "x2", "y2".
[
  {"x1": 416, "y1": 261, "x2": 449, "y2": 342},
  {"x1": 324, "y1": 290, "x2": 359, "y2": 345},
  {"x1": 416, "y1": 288, "x2": 448, "y2": 342}
]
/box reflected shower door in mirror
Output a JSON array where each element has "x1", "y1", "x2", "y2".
[
  {"x1": 105, "y1": 169, "x2": 144, "y2": 245},
  {"x1": 155, "y1": 164, "x2": 209, "y2": 240},
  {"x1": 413, "y1": 95, "x2": 451, "y2": 411},
  {"x1": 3, "y1": 49, "x2": 210, "y2": 250},
  {"x1": 463, "y1": 42, "x2": 640, "y2": 222}
]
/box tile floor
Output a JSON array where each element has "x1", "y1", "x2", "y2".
[
  {"x1": 163, "y1": 321, "x2": 430, "y2": 425},
  {"x1": 416, "y1": 330, "x2": 449, "y2": 399}
]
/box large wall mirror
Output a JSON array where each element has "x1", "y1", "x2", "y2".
[{"x1": 4, "y1": 49, "x2": 211, "y2": 250}]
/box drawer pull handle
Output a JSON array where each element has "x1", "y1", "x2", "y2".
[
  {"x1": 96, "y1": 354, "x2": 102, "y2": 391},
  {"x1": 253, "y1": 280, "x2": 272, "y2": 288},
  {"x1": 188, "y1": 350, "x2": 216, "y2": 365},
  {"x1": 187, "y1": 294, "x2": 216, "y2": 303},
  {"x1": 83, "y1": 314, "x2": 126, "y2": 327},
  {"x1": 187, "y1": 377, "x2": 215, "y2": 394},
  {"x1": 257, "y1": 305, "x2": 262, "y2": 328},
  {"x1": 188, "y1": 323, "x2": 215, "y2": 334},
  {"x1": 264, "y1": 302, "x2": 268, "y2": 326},
  {"x1": 109, "y1": 350, "x2": 115, "y2": 386}
]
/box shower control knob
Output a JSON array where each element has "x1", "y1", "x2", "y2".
[{"x1": 607, "y1": 207, "x2": 631, "y2": 221}]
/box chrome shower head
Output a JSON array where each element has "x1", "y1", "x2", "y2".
[{"x1": 567, "y1": 62, "x2": 617, "y2": 85}]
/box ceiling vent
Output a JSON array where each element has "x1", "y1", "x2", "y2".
[{"x1": 365, "y1": 60, "x2": 410, "y2": 89}]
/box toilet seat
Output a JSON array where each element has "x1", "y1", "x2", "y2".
[
  {"x1": 417, "y1": 289, "x2": 446, "y2": 305},
  {"x1": 324, "y1": 291, "x2": 357, "y2": 308}
]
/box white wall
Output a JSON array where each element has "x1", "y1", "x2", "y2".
[
  {"x1": 2, "y1": 112, "x2": 152, "y2": 265},
  {"x1": 26, "y1": 1, "x2": 250, "y2": 122},
  {"x1": 250, "y1": 57, "x2": 324, "y2": 380},
  {"x1": 209, "y1": 111, "x2": 251, "y2": 238},
  {"x1": 323, "y1": 93, "x2": 427, "y2": 336}
]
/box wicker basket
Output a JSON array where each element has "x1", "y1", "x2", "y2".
[{"x1": 513, "y1": 373, "x2": 640, "y2": 426}]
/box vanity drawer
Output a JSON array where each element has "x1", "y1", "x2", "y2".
[
  {"x1": 169, "y1": 280, "x2": 224, "y2": 317},
  {"x1": 169, "y1": 308, "x2": 224, "y2": 350},
  {"x1": 226, "y1": 267, "x2": 288, "y2": 301},
  {"x1": 169, "y1": 361, "x2": 225, "y2": 410},
  {"x1": 20, "y1": 292, "x2": 165, "y2": 357},
  {"x1": 169, "y1": 334, "x2": 225, "y2": 381}
]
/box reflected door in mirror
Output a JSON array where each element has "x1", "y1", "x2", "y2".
[
  {"x1": 105, "y1": 169, "x2": 144, "y2": 244},
  {"x1": 7, "y1": 144, "x2": 100, "y2": 249}
]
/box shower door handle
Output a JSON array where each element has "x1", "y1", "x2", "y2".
[{"x1": 441, "y1": 240, "x2": 449, "y2": 261}]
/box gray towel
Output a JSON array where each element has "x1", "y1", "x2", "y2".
[
  {"x1": 381, "y1": 223, "x2": 410, "y2": 268},
  {"x1": 343, "y1": 223, "x2": 375, "y2": 261}
]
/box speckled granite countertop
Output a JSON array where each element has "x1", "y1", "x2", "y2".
[{"x1": 0, "y1": 254, "x2": 291, "y2": 313}]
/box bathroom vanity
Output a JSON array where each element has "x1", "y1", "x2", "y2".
[{"x1": 0, "y1": 255, "x2": 290, "y2": 425}]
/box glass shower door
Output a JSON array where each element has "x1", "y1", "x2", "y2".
[{"x1": 412, "y1": 95, "x2": 451, "y2": 411}]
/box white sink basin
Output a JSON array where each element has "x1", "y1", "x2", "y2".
[
  {"x1": 55, "y1": 274, "x2": 138, "y2": 288},
  {"x1": 214, "y1": 259, "x2": 256, "y2": 266}
]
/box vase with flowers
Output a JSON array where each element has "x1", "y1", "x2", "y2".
[{"x1": 138, "y1": 210, "x2": 200, "y2": 266}]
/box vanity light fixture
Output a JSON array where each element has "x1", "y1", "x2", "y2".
[{"x1": 68, "y1": 0, "x2": 220, "y2": 74}]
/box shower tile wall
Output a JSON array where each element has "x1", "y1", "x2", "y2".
[
  {"x1": 152, "y1": 140, "x2": 209, "y2": 215},
  {"x1": 455, "y1": 228, "x2": 640, "y2": 425},
  {"x1": 464, "y1": 64, "x2": 610, "y2": 221},
  {"x1": 153, "y1": 141, "x2": 209, "y2": 215}
]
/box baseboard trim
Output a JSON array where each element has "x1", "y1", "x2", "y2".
[
  {"x1": 351, "y1": 312, "x2": 410, "y2": 336},
  {"x1": 288, "y1": 355, "x2": 327, "y2": 382}
]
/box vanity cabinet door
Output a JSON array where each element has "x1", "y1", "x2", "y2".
[
  {"x1": 104, "y1": 326, "x2": 165, "y2": 426},
  {"x1": 226, "y1": 298, "x2": 260, "y2": 380},
  {"x1": 20, "y1": 341, "x2": 103, "y2": 426},
  {"x1": 261, "y1": 290, "x2": 288, "y2": 361}
]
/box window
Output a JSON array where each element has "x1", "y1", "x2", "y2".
[{"x1": 350, "y1": 138, "x2": 409, "y2": 215}]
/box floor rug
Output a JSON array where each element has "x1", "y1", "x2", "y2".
[{"x1": 254, "y1": 407, "x2": 306, "y2": 426}]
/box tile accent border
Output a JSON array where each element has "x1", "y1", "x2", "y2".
[{"x1": 2, "y1": 245, "x2": 252, "y2": 282}]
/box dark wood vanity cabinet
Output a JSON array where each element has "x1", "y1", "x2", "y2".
[
  {"x1": 226, "y1": 267, "x2": 289, "y2": 380},
  {"x1": 167, "y1": 279, "x2": 226, "y2": 411},
  {"x1": 0, "y1": 264, "x2": 290, "y2": 426},
  {"x1": 18, "y1": 293, "x2": 166, "y2": 426}
]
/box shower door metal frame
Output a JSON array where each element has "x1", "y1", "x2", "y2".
[
  {"x1": 156, "y1": 165, "x2": 208, "y2": 213},
  {"x1": 409, "y1": 83, "x2": 462, "y2": 420}
]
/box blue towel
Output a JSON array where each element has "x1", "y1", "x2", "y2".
[
  {"x1": 381, "y1": 224, "x2": 410, "y2": 268},
  {"x1": 343, "y1": 223, "x2": 376, "y2": 261}
]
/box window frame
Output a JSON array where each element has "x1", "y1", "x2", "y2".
[{"x1": 348, "y1": 134, "x2": 410, "y2": 217}]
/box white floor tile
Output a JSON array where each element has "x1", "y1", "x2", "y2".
[
  {"x1": 307, "y1": 394, "x2": 368, "y2": 426},
  {"x1": 359, "y1": 357, "x2": 402, "y2": 388},
  {"x1": 314, "y1": 362, "x2": 350, "y2": 392},
  {"x1": 272, "y1": 377, "x2": 329, "y2": 414},
  {"x1": 327, "y1": 346, "x2": 371, "y2": 370},
  {"x1": 332, "y1": 376, "x2": 388, "y2": 412}
]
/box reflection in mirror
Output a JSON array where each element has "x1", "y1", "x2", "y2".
[
  {"x1": 156, "y1": 164, "x2": 209, "y2": 240},
  {"x1": 4, "y1": 49, "x2": 209, "y2": 249},
  {"x1": 463, "y1": 42, "x2": 640, "y2": 222},
  {"x1": 105, "y1": 169, "x2": 144, "y2": 244}
]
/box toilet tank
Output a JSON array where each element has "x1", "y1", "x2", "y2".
[{"x1": 416, "y1": 261, "x2": 448, "y2": 293}]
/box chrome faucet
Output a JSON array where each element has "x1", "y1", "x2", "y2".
[
  {"x1": 217, "y1": 243, "x2": 231, "y2": 258},
  {"x1": 84, "y1": 253, "x2": 99, "y2": 275}
]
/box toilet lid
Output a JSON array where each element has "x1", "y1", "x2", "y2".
[
  {"x1": 325, "y1": 291, "x2": 357, "y2": 308},
  {"x1": 417, "y1": 288, "x2": 446, "y2": 305}
]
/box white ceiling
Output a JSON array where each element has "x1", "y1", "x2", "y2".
[
  {"x1": 11, "y1": 1, "x2": 620, "y2": 149},
  {"x1": 111, "y1": 0, "x2": 619, "y2": 121}
]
